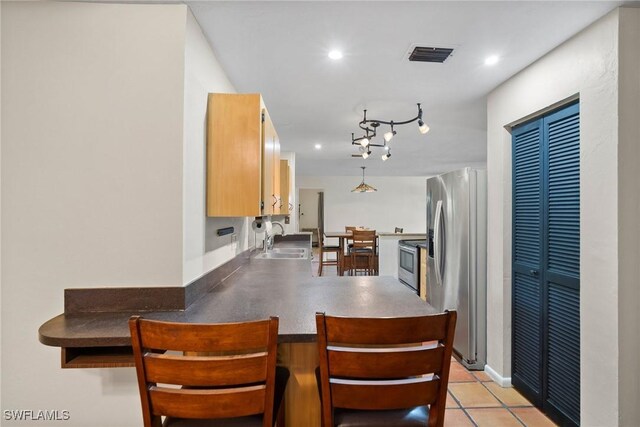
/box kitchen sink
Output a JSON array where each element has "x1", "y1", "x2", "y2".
[
  {"x1": 254, "y1": 248, "x2": 310, "y2": 260},
  {"x1": 271, "y1": 248, "x2": 307, "y2": 254}
]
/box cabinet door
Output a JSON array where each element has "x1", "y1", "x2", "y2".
[
  {"x1": 207, "y1": 93, "x2": 262, "y2": 217},
  {"x1": 262, "y1": 109, "x2": 277, "y2": 215},
  {"x1": 273, "y1": 135, "x2": 281, "y2": 213},
  {"x1": 280, "y1": 160, "x2": 290, "y2": 215}
]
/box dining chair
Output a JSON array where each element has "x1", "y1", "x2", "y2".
[
  {"x1": 315, "y1": 311, "x2": 457, "y2": 427},
  {"x1": 349, "y1": 229, "x2": 376, "y2": 276},
  {"x1": 317, "y1": 229, "x2": 340, "y2": 276},
  {"x1": 342, "y1": 227, "x2": 357, "y2": 275},
  {"x1": 344, "y1": 226, "x2": 356, "y2": 250},
  {"x1": 129, "y1": 316, "x2": 289, "y2": 427}
]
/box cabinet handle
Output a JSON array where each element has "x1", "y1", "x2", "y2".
[
  {"x1": 529, "y1": 269, "x2": 539, "y2": 277},
  {"x1": 272, "y1": 195, "x2": 278, "y2": 208}
]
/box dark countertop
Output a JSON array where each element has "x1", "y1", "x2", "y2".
[{"x1": 39, "y1": 240, "x2": 436, "y2": 347}]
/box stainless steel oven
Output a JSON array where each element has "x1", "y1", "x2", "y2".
[{"x1": 398, "y1": 240, "x2": 425, "y2": 294}]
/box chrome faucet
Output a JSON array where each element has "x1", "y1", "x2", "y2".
[
  {"x1": 272, "y1": 221, "x2": 286, "y2": 237},
  {"x1": 264, "y1": 233, "x2": 274, "y2": 252},
  {"x1": 263, "y1": 221, "x2": 285, "y2": 253}
]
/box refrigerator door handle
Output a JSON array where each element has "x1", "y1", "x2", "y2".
[{"x1": 433, "y1": 200, "x2": 444, "y2": 287}]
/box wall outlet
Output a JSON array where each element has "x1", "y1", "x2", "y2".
[
  {"x1": 284, "y1": 216, "x2": 290, "y2": 224},
  {"x1": 231, "y1": 233, "x2": 238, "y2": 242}
]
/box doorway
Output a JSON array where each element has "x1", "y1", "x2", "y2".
[{"x1": 299, "y1": 188, "x2": 323, "y2": 246}]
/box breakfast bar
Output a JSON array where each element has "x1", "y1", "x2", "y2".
[{"x1": 39, "y1": 238, "x2": 436, "y2": 426}]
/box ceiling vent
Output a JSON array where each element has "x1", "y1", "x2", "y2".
[{"x1": 408, "y1": 46, "x2": 454, "y2": 63}]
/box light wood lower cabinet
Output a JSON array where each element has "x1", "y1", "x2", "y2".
[
  {"x1": 420, "y1": 247, "x2": 427, "y2": 301},
  {"x1": 206, "y1": 93, "x2": 281, "y2": 217},
  {"x1": 278, "y1": 342, "x2": 321, "y2": 427}
]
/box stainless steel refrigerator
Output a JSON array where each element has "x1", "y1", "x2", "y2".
[{"x1": 426, "y1": 168, "x2": 486, "y2": 370}]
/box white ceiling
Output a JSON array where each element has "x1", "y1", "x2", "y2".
[{"x1": 188, "y1": 1, "x2": 623, "y2": 176}]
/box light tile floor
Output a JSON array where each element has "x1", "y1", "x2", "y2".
[
  {"x1": 445, "y1": 359, "x2": 557, "y2": 426},
  {"x1": 313, "y1": 249, "x2": 558, "y2": 426}
]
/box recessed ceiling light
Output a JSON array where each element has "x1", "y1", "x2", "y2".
[
  {"x1": 314, "y1": 144, "x2": 322, "y2": 150},
  {"x1": 328, "y1": 50, "x2": 343, "y2": 60},
  {"x1": 484, "y1": 55, "x2": 500, "y2": 66}
]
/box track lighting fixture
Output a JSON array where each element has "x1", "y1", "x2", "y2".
[
  {"x1": 350, "y1": 104, "x2": 429, "y2": 161},
  {"x1": 418, "y1": 119, "x2": 430, "y2": 134},
  {"x1": 383, "y1": 124, "x2": 396, "y2": 142}
]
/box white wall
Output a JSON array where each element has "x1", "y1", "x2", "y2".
[
  {"x1": 297, "y1": 175, "x2": 428, "y2": 233},
  {"x1": 1, "y1": 3, "x2": 244, "y2": 426},
  {"x1": 617, "y1": 8, "x2": 640, "y2": 426},
  {"x1": 487, "y1": 8, "x2": 639, "y2": 425},
  {"x1": 182, "y1": 10, "x2": 250, "y2": 284}
]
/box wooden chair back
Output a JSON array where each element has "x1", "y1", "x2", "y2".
[
  {"x1": 316, "y1": 311, "x2": 457, "y2": 427},
  {"x1": 351, "y1": 229, "x2": 376, "y2": 252},
  {"x1": 129, "y1": 316, "x2": 279, "y2": 427}
]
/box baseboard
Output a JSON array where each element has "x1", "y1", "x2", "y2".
[{"x1": 484, "y1": 364, "x2": 512, "y2": 387}]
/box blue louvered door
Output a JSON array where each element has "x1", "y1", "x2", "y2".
[{"x1": 512, "y1": 102, "x2": 580, "y2": 426}]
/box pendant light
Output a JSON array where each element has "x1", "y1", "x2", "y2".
[{"x1": 351, "y1": 166, "x2": 377, "y2": 193}]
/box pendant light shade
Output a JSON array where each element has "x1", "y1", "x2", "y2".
[{"x1": 351, "y1": 166, "x2": 377, "y2": 193}]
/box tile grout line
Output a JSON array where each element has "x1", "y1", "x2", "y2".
[
  {"x1": 446, "y1": 387, "x2": 478, "y2": 427},
  {"x1": 450, "y1": 365, "x2": 536, "y2": 426},
  {"x1": 478, "y1": 380, "x2": 527, "y2": 426}
]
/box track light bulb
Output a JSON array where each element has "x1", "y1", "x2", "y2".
[
  {"x1": 418, "y1": 119, "x2": 430, "y2": 134},
  {"x1": 360, "y1": 137, "x2": 370, "y2": 147},
  {"x1": 383, "y1": 130, "x2": 396, "y2": 142},
  {"x1": 362, "y1": 150, "x2": 371, "y2": 159},
  {"x1": 381, "y1": 153, "x2": 391, "y2": 161}
]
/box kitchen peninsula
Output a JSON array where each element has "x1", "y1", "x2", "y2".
[{"x1": 39, "y1": 237, "x2": 436, "y2": 426}]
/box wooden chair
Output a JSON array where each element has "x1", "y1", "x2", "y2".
[
  {"x1": 315, "y1": 311, "x2": 457, "y2": 427},
  {"x1": 129, "y1": 316, "x2": 289, "y2": 427},
  {"x1": 344, "y1": 226, "x2": 356, "y2": 251},
  {"x1": 342, "y1": 226, "x2": 357, "y2": 275},
  {"x1": 349, "y1": 229, "x2": 376, "y2": 276},
  {"x1": 318, "y1": 229, "x2": 340, "y2": 276}
]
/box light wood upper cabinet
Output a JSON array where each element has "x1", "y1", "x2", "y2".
[
  {"x1": 206, "y1": 93, "x2": 281, "y2": 217},
  {"x1": 280, "y1": 160, "x2": 290, "y2": 215},
  {"x1": 271, "y1": 118, "x2": 281, "y2": 214},
  {"x1": 261, "y1": 108, "x2": 276, "y2": 215}
]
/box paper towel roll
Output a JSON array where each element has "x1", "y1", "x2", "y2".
[
  {"x1": 251, "y1": 219, "x2": 264, "y2": 232},
  {"x1": 251, "y1": 219, "x2": 273, "y2": 234}
]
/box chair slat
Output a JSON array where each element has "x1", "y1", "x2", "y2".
[
  {"x1": 144, "y1": 352, "x2": 268, "y2": 386},
  {"x1": 325, "y1": 314, "x2": 448, "y2": 344},
  {"x1": 149, "y1": 385, "x2": 266, "y2": 419},
  {"x1": 330, "y1": 378, "x2": 440, "y2": 410},
  {"x1": 139, "y1": 319, "x2": 270, "y2": 352},
  {"x1": 328, "y1": 345, "x2": 444, "y2": 378}
]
